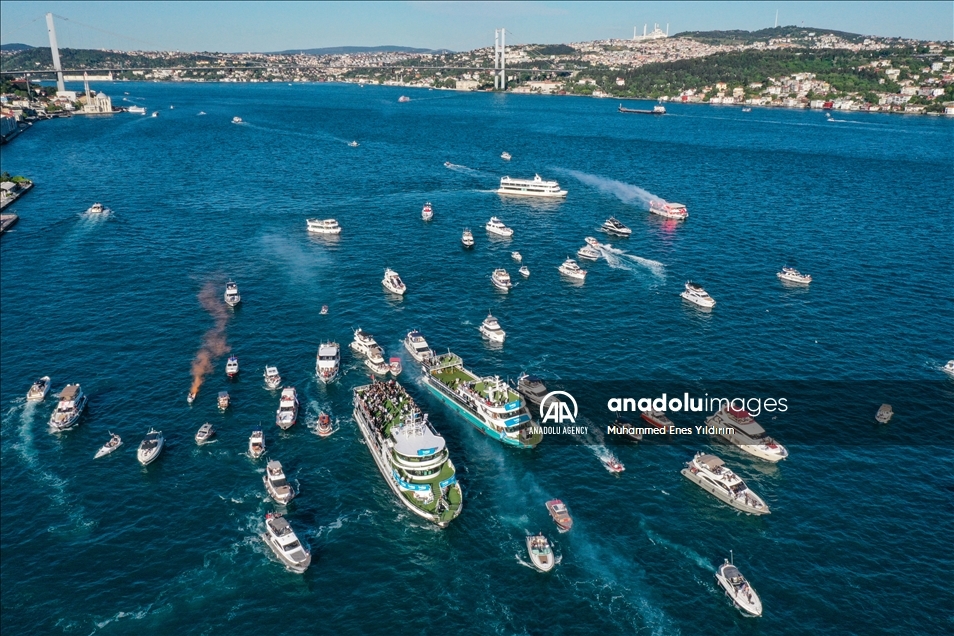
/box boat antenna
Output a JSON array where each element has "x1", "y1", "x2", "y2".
[{"x1": 730, "y1": 549, "x2": 734, "y2": 565}]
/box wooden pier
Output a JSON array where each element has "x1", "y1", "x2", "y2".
[{"x1": 0, "y1": 214, "x2": 19, "y2": 234}]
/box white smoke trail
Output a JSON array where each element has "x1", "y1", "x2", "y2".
[{"x1": 563, "y1": 170, "x2": 667, "y2": 209}]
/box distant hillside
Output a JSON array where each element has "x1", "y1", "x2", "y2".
[
  {"x1": 273, "y1": 45, "x2": 452, "y2": 56},
  {"x1": 674, "y1": 26, "x2": 869, "y2": 45},
  {"x1": 0, "y1": 43, "x2": 34, "y2": 52},
  {"x1": 1, "y1": 47, "x2": 223, "y2": 71}
]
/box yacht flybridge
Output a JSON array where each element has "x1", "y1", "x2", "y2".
[
  {"x1": 485, "y1": 217, "x2": 514, "y2": 238},
  {"x1": 264, "y1": 460, "x2": 295, "y2": 504},
  {"x1": 681, "y1": 281, "x2": 715, "y2": 308},
  {"x1": 364, "y1": 345, "x2": 390, "y2": 375},
  {"x1": 404, "y1": 330, "x2": 433, "y2": 363},
  {"x1": 706, "y1": 406, "x2": 788, "y2": 462},
  {"x1": 777, "y1": 267, "x2": 812, "y2": 284},
  {"x1": 491, "y1": 268, "x2": 513, "y2": 291},
  {"x1": 601, "y1": 217, "x2": 632, "y2": 236},
  {"x1": 306, "y1": 218, "x2": 342, "y2": 234},
  {"x1": 224, "y1": 281, "x2": 241, "y2": 307},
  {"x1": 382, "y1": 268, "x2": 407, "y2": 295},
  {"x1": 264, "y1": 366, "x2": 282, "y2": 389},
  {"x1": 315, "y1": 342, "x2": 340, "y2": 383},
  {"x1": 49, "y1": 384, "x2": 87, "y2": 431},
  {"x1": 275, "y1": 387, "x2": 299, "y2": 430},
  {"x1": 479, "y1": 312, "x2": 506, "y2": 343},
  {"x1": 681, "y1": 452, "x2": 770, "y2": 515},
  {"x1": 497, "y1": 175, "x2": 567, "y2": 198},
  {"x1": 263, "y1": 512, "x2": 311, "y2": 573},
  {"x1": 716, "y1": 557, "x2": 763, "y2": 617},
  {"x1": 558, "y1": 258, "x2": 587, "y2": 281},
  {"x1": 649, "y1": 201, "x2": 688, "y2": 219},
  {"x1": 350, "y1": 329, "x2": 379, "y2": 358}
]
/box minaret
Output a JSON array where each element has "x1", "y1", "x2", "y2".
[{"x1": 45, "y1": 13, "x2": 65, "y2": 92}]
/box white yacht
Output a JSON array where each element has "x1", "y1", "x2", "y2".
[
  {"x1": 217, "y1": 391, "x2": 230, "y2": 410},
  {"x1": 306, "y1": 218, "x2": 342, "y2": 234},
  {"x1": 421, "y1": 202, "x2": 433, "y2": 221},
  {"x1": 232, "y1": 116, "x2": 243, "y2": 123},
  {"x1": 276, "y1": 388, "x2": 299, "y2": 430},
  {"x1": 225, "y1": 355, "x2": 239, "y2": 378},
  {"x1": 558, "y1": 258, "x2": 587, "y2": 281},
  {"x1": 515, "y1": 374, "x2": 548, "y2": 407},
  {"x1": 404, "y1": 330, "x2": 433, "y2": 363},
  {"x1": 264, "y1": 366, "x2": 282, "y2": 389},
  {"x1": 320, "y1": 305, "x2": 328, "y2": 315},
  {"x1": 49, "y1": 384, "x2": 87, "y2": 431},
  {"x1": 398, "y1": 95, "x2": 410, "y2": 102},
  {"x1": 94, "y1": 433, "x2": 122, "y2": 458},
  {"x1": 151, "y1": 112, "x2": 158, "y2": 118},
  {"x1": 485, "y1": 217, "x2": 514, "y2": 238},
  {"x1": 315, "y1": 342, "x2": 340, "y2": 383},
  {"x1": 461, "y1": 228, "x2": 475, "y2": 248},
  {"x1": 706, "y1": 406, "x2": 788, "y2": 462},
  {"x1": 224, "y1": 281, "x2": 241, "y2": 307},
  {"x1": 601, "y1": 217, "x2": 632, "y2": 236},
  {"x1": 649, "y1": 201, "x2": 688, "y2": 219},
  {"x1": 577, "y1": 244, "x2": 600, "y2": 261},
  {"x1": 526, "y1": 534, "x2": 556, "y2": 572},
  {"x1": 264, "y1": 460, "x2": 295, "y2": 504},
  {"x1": 511, "y1": 251, "x2": 522, "y2": 262},
  {"x1": 262, "y1": 512, "x2": 311, "y2": 573},
  {"x1": 350, "y1": 329, "x2": 379, "y2": 358},
  {"x1": 519, "y1": 265, "x2": 530, "y2": 278},
  {"x1": 348, "y1": 140, "x2": 359, "y2": 147},
  {"x1": 777, "y1": 267, "x2": 812, "y2": 284},
  {"x1": 479, "y1": 312, "x2": 506, "y2": 343},
  {"x1": 195, "y1": 422, "x2": 215, "y2": 445},
  {"x1": 497, "y1": 174, "x2": 567, "y2": 198},
  {"x1": 944, "y1": 360, "x2": 954, "y2": 377},
  {"x1": 382, "y1": 268, "x2": 407, "y2": 295},
  {"x1": 876, "y1": 404, "x2": 893, "y2": 424},
  {"x1": 501, "y1": 151, "x2": 512, "y2": 160},
  {"x1": 491, "y1": 268, "x2": 513, "y2": 291},
  {"x1": 584, "y1": 236, "x2": 600, "y2": 247},
  {"x1": 137, "y1": 429, "x2": 164, "y2": 465},
  {"x1": 128, "y1": 105, "x2": 146, "y2": 115},
  {"x1": 364, "y1": 346, "x2": 390, "y2": 375},
  {"x1": 249, "y1": 427, "x2": 265, "y2": 458},
  {"x1": 681, "y1": 281, "x2": 715, "y2": 308},
  {"x1": 26, "y1": 376, "x2": 51, "y2": 402},
  {"x1": 681, "y1": 453, "x2": 770, "y2": 515},
  {"x1": 716, "y1": 557, "x2": 763, "y2": 617}
]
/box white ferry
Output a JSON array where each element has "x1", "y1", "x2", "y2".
[
  {"x1": 275, "y1": 387, "x2": 299, "y2": 430},
  {"x1": 382, "y1": 268, "x2": 407, "y2": 295},
  {"x1": 128, "y1": 105, "x2": 146, "y2": 115},
  {"x1": 497, "y1": 175, "x2": 567, "y2": 198},
  {"x1": 681, "y1": 452, "x2": 770, "y2": 515},
  {"x1": 681, "y1": 281, "x2": 715, "y2": 308},
  {"x1": 485, "y1": 217, "x2": 514, "y2": 238},
  {"x1": 777, "y1": 267, "x2": 812, "y2": 284},
  {"x1": 649, "y1": 201, "x2": 688, "y2": 219},
  {"x1": 316, "y1": 342, "x2": 340, "y2": 383},
  {"x1": 404, "y1": 330, "x2": 433, "y2": 363},
  {"x1": 306, "y1": 218, "x2": 342, "y2": 234},
  {"x1": 705, "y1": 406, "x2": 789, "y2": 462}
]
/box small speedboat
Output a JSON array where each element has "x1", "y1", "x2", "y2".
[
  {"x1": 224, "y1": 281, "x2": 241, "y2": 307},
  {"x1": 382, "y1": 268, "x2": 407, "y2": 295},
  {"x1": 421, "y1": 202, "x2": 433, "y2": 221},
  {"x1": 398, "y1": 95, "x2": 410, "y2": 102},
  {"x1": 195, "y1": 422, "x2": 215, "y2": 445},
  {"x1": 26, "y1": 376, "x2": 51, "y2": 402},
  {"x1": 876, "y1": 404, "x2": 893, "y2": 424},
  {"x1": 577, "y1": 244, "x2": 600, "y2": 261},
  {"x1": 137, "y1": 429, "x2": 164, "y2": 465},
  {"x1": 681, "y1": 281, "x2": 715, "y2": 308},
  {"x1": 716, "y1": 557, "x2": 762, "y2": 617},
  {"x1": 511, "y1": 251, "x2": 522, "y2": 262},
  {"x1": 348, "y1": 140, "x2": 359, "y2": 147},
  {"x1": 249, "y1": 427, "x2": 265, "y2": 458},
  {"x1": 486, "y1": 216, "x2": 513, "y2": 238},
  {"x1": 558, "y1": 258, "x2": 587, "y2": 281},
  {"x1": 320, "y1": 305, "x2": 329, "y2": 315},
  {"x1": 317, "y1": 412, "x2": 333, "y2": 437},
  {"x1": 601, "y1": 217, "x2": 632, "y2": 236},
  {"x1": 226, "y1": 355, "x2": 239, "y2": 378},
  {"x1": 276, "y1": 387, "x2": 299, "y2": 430},
  {"x1": 151, "y1": 112, "x2": 158, "y2": 118},
  {"x1": 94, "y1": 433, "x2": 122, "y2": 458},
  {"x1": 461, "y1": 228, "x2": 475, "y2": 248},
  {"x1": 501, "y1": 151, "x2": 512, "y2": 161},
  {"x1": 389, "y1": 357, "x2": 403, "y2": 376},
  {"x1": 479, "y1": 312, "x2": 506, "y2": 343},
  {"x1": 264, "y1": 366, "x2": 282, "y2": 389},
  {"x1": 546, "y1": 499, "x2": 573, "y2": 532},
  {"x1": 263, "y1": 512, "x2": 311, "y2": 573},
  {"x1": 232, "y1": 116, "x2": 243, "y2": 123},
  {"x1": 264, "y1": 460, "x2": 295, "y2": 505},
  {"x1": 601, "y1": 455, "x2": 625, "y2": 473},
  {"x1": 444, "y1": 161, "x2": 453, "y2": 168},
  {"x1": 742, "y1": 107, "x2": 752, "y2": 112},
  {"x1": 187, "y1": 389, "x2": 197, "y2": 404},
  {"x1": 88, "y1": 203, "x2": 105, "y2": 214},
  {"x1": 217, "y1": 391, "x2": 230, "y2": 410},
  {"x1": 491, "y1": 268, "x2": 513, "y2": 291},
  {"x1": 944, "y1": 360, "x2": 954, "y2": 377},
  {"x1": 777, "y1": 267, "x2": 812, "y2": 284},
  {"x1": 526, "y1": 533, "x2": 556, "y2": 572},
  {"x1": 519, "y1": 265, "x2": 530, "y2": 278}
]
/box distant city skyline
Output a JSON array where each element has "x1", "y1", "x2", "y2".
[{"x1": 1, "y1": 1, "x2": 951, "y2": 52}]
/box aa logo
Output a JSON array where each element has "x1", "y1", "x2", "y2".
[{"x1": 540, "y1": 391, "x2": 578, "y2": 424}]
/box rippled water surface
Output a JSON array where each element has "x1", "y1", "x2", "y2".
[{"x1": 1, "y1": 83, "x2": 952, "y2": 635}]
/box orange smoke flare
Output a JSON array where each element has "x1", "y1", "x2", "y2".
[{"x1": 189, "y1": 282, "x2": 232, "y2": 396}]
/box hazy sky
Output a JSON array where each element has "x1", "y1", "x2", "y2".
[{"x1": 1, "y1": 1, "x2": 951, "y2": 52}]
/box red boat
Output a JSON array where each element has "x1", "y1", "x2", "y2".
[
  {"x1": 601, "y1": 456, "x2": 625, "y2": 473},
  {"x1": 640, "y1": 410, "x2": 673, "y2": 430},
  {"x1": 545, "y1": 499, "x2": 573, "y2": 532},
  {"x1": 317, "y1": 412, "x2": 333, "y2": 437}
]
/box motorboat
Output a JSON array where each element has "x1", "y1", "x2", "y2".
[
  {"x1": 515, "y1": 374, "x2": 548, "y2": 407},
  {"x1": 511, "y1": 251, "x2": 522, "y2": 262},
  {"x1": 224, "y1": 281, "x2": 241, "y2": 307},
  {"x1": 128, "y1": 105, "x2": 146, "y2": 115},
  {"x1": 197, "y1": 111, "x2": 206, "y2": 115},
  {"x1": 485, "y1": 217, "x2": 514, "y2": 238},
  {"x1": 404, "y1": 330, "x2": 433, "y2": 363},
  {"x1": 195, "y1": 422, "x2": 215, "y2": 445},
  {"x1": 421, "y1": 202, "x2": 433, "y2": 221},
  {"x1": 382, "y1": 268, "x2": 407, "y2": 295},
  {"x1": 187, "y1": 389, "x2": 197, "y2": 405},
  {"x1": 777, "y1": 267, "x2": 812, "y2": 284},
  {"x1": 49, "y1": 384, "x2": 88, "y2": 431},
  {"x1": 742, "y1": 107, "x2": 752, "y2": 112},
  {"x1": 876, "y1": 404, "x2": 893, "y2": 424},
  {"x1": 601, "y1": 217, "x2": 632, "y2": 236},
  {"x1": 681, "y1": 281, "x2": 715, "y2": 308},
  {"x1": 316, "y1": 342, "x2": 340, "y2": 383},
  {"x1": 389, "y1": 357, "x2": 403, "y2": 376},
  {"x1": 944, "y1": 360, "x2": 954, "y2": 377},
  {"x1": 348, "y1": 140, "x2": 359, "y2": 147},
  {"x1": 461, "y1": 228, "x2": 475, "y2": 248},
  {"x1": 151, "y1": 112, "x2": 158, "y2": 118},
  {"x1": 137, "y1": 429, "x2": 164, "y2": 465},
  {"x1": 264, "y1": 366, "x2": 282, "y2": 389},
  {"x1": 640, "y1": 409, "x2": 673, "y2": 430},
  {"x1": 364, "y1": 346, "x2": 390, "y2": 375},
  {"x1": 94, "y1": 433, "x2": 122, "y2": 458},
  {"x1": 558, "y1": 258, "x2": 587, "y2": 281},
  {"x1": 584, "y1": 236, "x2": 600, "y2": 247},
  {"x1": 501, "y1": 151, "x2": 512, "y2": 160},
  {"x1": 350, "y1": 329, "x2": 379, "y2": 358},
  {"x1": 88, "y1": 203, "x2": 105, "y2": 214},
  {"x1": 306, "y1": 218, "x2": 342, "y2": 234},
  {"x1": 479, "y1": 312, "x2": 506, "y2": 343},
  {"x1": 614, "y1": 414, "x2": 642, "y2": 441},
  {"x1": 497, "y1": 175, "x2": 567, "y2": 198},
  {"x1": 276, "y1": 387, "x2": 299, "y2": 430},
  {"x1": 213, "y1": 393, "x2": 228, "y2": 412},
  {"x1": 398, "y1": 95, "x2": 410, "y2": 102},
  {"x1": 545, "y1": 499, "x2": 573, "y2": 532},
  {"x1": 601, "y1": 455, "x2": 625, "y2": 473},
  {"x1": 264, "y1": 460, "x2": 295, "y2": 504},
  {"x1": 716, "y1": 557, "x2": 763, "y2": 617},
  {"x1": 26, "y1": 376, "x2": 51, "y2": 402},
  {"x1": 249, "y1": 427, "x2": 265, "y2": 458},
  {"x1": 232, "y1": 116, "x2": 242, "y2": 123},
  {"x1": 526, "y1": 533, "x2": 556, "y2": 572},
  {"x1": 443, "y1": 161, "x2": 453, "y2": 168},
  {"x1": 519, "y1": 265, "x2": 530, "y2": 278},
  {"x1": 263, "y1": 512, "x2": 311, "y2": 573},
  {"x1": 491, "y1": 268, "x2": 513, "y2": 291},
  {"x1": 706, "y1": 406, "x2": 788, "y2": 462},
  {"x1": 649, "y1": 200, "x2": 688, "y2": 219},
  {"x1": 226, "y1": 355, "x2": 239, "y2": 378},
  {"x1": 681, "y1": 452, "x2": 770, "y2": 515},
  {"x1": 320, "y1": 305, "x2": 328, "y2": 315},
  {"x1": 577, "y1": 244, "x2": 600, "y2": 261},
  {"x1": 317, "y1": 412, "x2": 333, "y2": 437}
]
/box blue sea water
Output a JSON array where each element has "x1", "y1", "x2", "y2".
[{"x1": 1, "y1": 82, "x2": 952, "y2": 635}]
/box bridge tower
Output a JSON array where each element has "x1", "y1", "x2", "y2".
[
  {"x1": 494, "y1": 28, "x2": 506, "y2": 91},
  {"x1": 45, "y1": 13, "x2": 66, "y2": 92}
]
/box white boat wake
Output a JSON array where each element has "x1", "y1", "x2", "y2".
[
  {"x1": 443, "y1": 162, "x2": 488, "y2": 177},
  {"x1": 562, "y1": 169, "x2": 669, "y2": 210},
  {"x1": 597, "y1": 244, "x2": 665, "y2": 278}
]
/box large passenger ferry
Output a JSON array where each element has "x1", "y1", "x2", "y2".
[
  {"x1": 497, "y1": 174, "x2": 567, "y2": 198},
  {"x1": 352, "y1": 381, "x2": 463, "y2": 527},
  {"x1": 423, "y1": 352, "x2": 542, "y2": 448}
]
